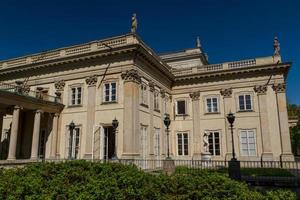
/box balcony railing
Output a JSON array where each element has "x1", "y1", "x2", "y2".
[{"x1": 0, "y1": 82, "x2": 61, "y2": 104}]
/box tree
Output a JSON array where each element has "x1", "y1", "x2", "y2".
[{"x1": 288, "y1": 104, "x2": 300, "y2": 156}]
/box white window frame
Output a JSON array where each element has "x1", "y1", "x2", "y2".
[
  {"x1": 207, "y1": 131, "x2": 221, "y2": 156},
  {"x1": 175, "y1": 99, "x2": 188, "y2": 115},
  {"x1": 103, "y1": 81, "x2": 117, "y2": 103},
  {"x1": 238, "y1": 94, "x2": 253, "y2": 111},
  {"x1": 177, "y1": 132, "x2": 189, "y2": 156},
  {"x1": 69, "y1": 85, "x2": 83, "y2": 106},
  {"x1": 239, "y1": 129, "x2": 257, "y2": 156},
  {"x1": 205, "y1": 96, "x2": 219, "y2": 113}
]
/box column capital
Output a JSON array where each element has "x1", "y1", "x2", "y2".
[
  {"x1": 148, "y1": 81, "x2": 155, "y2": 92},
  {"x1": 272, "y1": 83, "x2": 286, "y2": 93},
  {"x1": 35, "y1": 109, "x2": 43, "y2": 114},
  {"x1": 160, "y1": 89, "x2": 166, "y2": 98},
  {"x1": 254, "y1": 85, "x2": 267, "y2": 95},
  {"x1": 220, "y1": 88, "x2": 232, "y2": 98},
  {"x1": 54, "y1": 80, "x2": 65, "y2": 91},
  {"x1": 189, "y1": 91, "x2": 200, "y2": 101},
  {"x1": 121, "y1": 69, "x2": 141, "y2": 84},
  {"x1": 13, "y1": 105, "x2": 22, "y2": 110},
  {"x1": 85, "y1": 75, "x2": 98, "y2": 87}
]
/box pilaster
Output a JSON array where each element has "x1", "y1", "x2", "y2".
[
  {"x1": 220, "y1": 88, "x2": 233, "y2": 160},
  {"x1": 121, "y1": 69, "x2": 141, "y2": 157},
  {"x1": 254, "y1": 85, "x2": 273, "y2": 161},
  {"x1": 190, "y1": 91, "x2": 201, "y2": 159},
  {"x1": 149, "y1": 81, "x2": 155, "y2": 157},
  {"x1": 272, "y1": 83, "x2": 294, "y2": 161},
  {"x1": 84, "y1": 75, "x2": 98, "y2": 159}
]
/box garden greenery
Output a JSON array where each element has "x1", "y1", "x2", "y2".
[{"x1": 0, "y1": 160, "x2": 296, "y2": 200}]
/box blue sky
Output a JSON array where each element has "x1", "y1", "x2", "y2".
[{"x1": 0, "y1": 0, "x2": 299, "y2": 104}]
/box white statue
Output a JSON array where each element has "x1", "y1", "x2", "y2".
[
  {"x1": 273, "y1": 36, "x2": 280, "y2": 56},
  {"x1": 203, "y1": 132, "x2": 209, "y2": 152},
  {"x1": 131, "y1": 13, "x2": 138, "y2": 33}
]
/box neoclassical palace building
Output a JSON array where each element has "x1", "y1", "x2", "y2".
[{"x1": 0, "y1": 21, "x2": 294, "y2": 162}]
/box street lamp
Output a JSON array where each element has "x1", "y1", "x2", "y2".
[
  {"x1": 226, "y1": 112, "x2": 236, "y2": 160},
  {"x1": 164, "y1": 114, "x2": 171, "y2": 159},
  {"x1": 68, "y1": 121, "x2": 75, "y2": 159},
  {"x1": 111, "y1": 117, "x2": 119, "y2": 160}
]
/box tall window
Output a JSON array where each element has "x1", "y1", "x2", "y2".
[
  {"x1": 104, "y1": 82, "x2": 117, "y2": 102},
  {"x1": 154, "y1": 128, "x2": 160, "y2": 157},
  {"x1": 240, "y1": 129, "x2": 256, "y2": 156},
  {"x1": 238, "y1": 94, "x2": 252, "y2": 111},
  {"x1": 208, "y1": 131, "x2": 220, "y2": 156},
  {"x1": 206, "y1": 97, "x2": 218, "y2": 113},
  {"x1": 141, "y1": 84, "x2": 148, "y2": 105},
  {"x1": 140, "y1": 125, "x2": 148, "y2": 159},
  {"x1": 68, "y1": 127, "x2": 80, "y2": 159},
  {"x1": 177, "y1": 133, "x2": 188, "y2": 156},
  {"x1": 176, "y1": 100, "x2": 187, "y2": 115},
  {"x1": 70, "y1": 86, "x2": 82, "y2": 106},
  {"x1": 154, "y1": 91, "x2": 160, "y2": 110}
]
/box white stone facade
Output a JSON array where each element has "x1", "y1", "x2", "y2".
[{"x1": 0, "y1": 33, "x2": 294, "y2": 162}]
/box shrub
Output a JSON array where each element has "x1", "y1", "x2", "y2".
[{"x1": 0, "y1": 160, "x2": 296, "y2": 200}]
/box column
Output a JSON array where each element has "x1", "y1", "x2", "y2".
[
  {"x1": 84, "y1": 75, "x2": 98, "y2": 159},
  {"x1": 149, "y1": 81, "x2": 155, "y2": 157},
  {"x1": 220, "y1": 88, "x2": 233, "y2": 160},
  {"x1": 7, "y1": 105, "x2": 21, "y2": 160},
  {"x1": 254, "y1": 85, "x2": 273, "y2": 161},
  {"x1": 160, "y1": 90, "x2": 166, "y2": 157},
  {"x1": 272, "y1": 83, "x2": 294, "y2": 161},
  {"x1": 189, "y1": 91, "x2": 201, "y2": 159},
  {"x1": 50, "y1": 113, "x2": 59, "y2": 158},
  {"x1": 121, "y1": 69, "x2": 141, "y2": 157},
  {"x1": 54, "y1": 80, "x2": 65, "y2": 158},
  {"x1": 0, "y1": 112, "x2": 4, "y2": 156},
  {"x1": 31, "y1": 110, "x2": 42, "y2": 160}
]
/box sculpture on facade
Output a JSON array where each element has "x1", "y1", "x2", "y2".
[
  {"x1": 131, "y1": 13, "x2": 138, "y2": 33},
  {"x1": 196, "y1": 37, "x2": 201, "y2": 48},
  {"x1": 273, "y1": 36, "x2": 280, "y2": 56},
  {"x1": 203, "y1": 132, "x2": 209, "y2": 153}
]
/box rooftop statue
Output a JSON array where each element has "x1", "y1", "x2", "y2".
[
  {"x1": 131, "y1": 13, "x2": 138, "y2": 33},
  {"x1": 273, "y1": 36, "x2": 280, "y2": 56},
  {"x1": 196, "y1": 37, "x2": 201, "y2": 48}
]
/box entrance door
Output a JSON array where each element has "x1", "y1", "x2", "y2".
[
  {"x1": 103, "y1": 127, "x2": 115, "y2": 160},
  {"x1": 38, "y1": 130, "x2": 46, "y2": 159}
]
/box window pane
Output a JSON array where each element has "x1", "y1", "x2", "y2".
[
  {"x1": 207, "y1": 99, "x2": 212, "y2": 112},
  {"x1": 213, "y1": 98, "x2": 218, "y2": 112},
  {"x1": 177, "y1": 101, "x2": 186, "y2": 114},
  {"x1": 239, "y1": 96, "x2": 245, "y2": 110},
  {"x1": 184, "y1": 134, "x2": 188, "y2": 155},
  {"x1": 245, "y1": 95, "x2": 252, "y2": 110},
  {"x1": 177, "y1": 134, "x2": 182, "y2": 155}
]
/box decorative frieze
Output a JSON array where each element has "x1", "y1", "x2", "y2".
[
  {"x1": 85, "y1": 75, "x2": 98, "y2": 87},
  {"x1": 54, "y1": 80, "x2": 65, "y2": 91},
  {"x1": 220, "y1": 88, "x2": 232, "y2": 98},
  {"x1": 189, "y1": 91, "x2": 200, "y2": 101},
  {"x1": 272, "y1": 83, "x2": 286, "y2": 93},
  {"x1": 121, "y1": 69, "x2": 141, "y2": 84},
  {"x1": 254, "y1": 85, "x2": 267, "y2": 95}
]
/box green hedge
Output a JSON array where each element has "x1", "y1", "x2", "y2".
[{"x1": 0, "y1": 160, "x2": 296, "y2": 200}]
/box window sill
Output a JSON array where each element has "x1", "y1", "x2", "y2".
[
  {"x1": 101, "y1": 101, "x2": 118, "y2": 105},
  {"x1": 176, "y1": 114, "x2": 188, "y2": 117},
  {"x1": 204, "y1": 112, "x2": 220, "y2": 115},
  {"x1": 237, "y1": 110, "x2": 254, "y2": 113},
  {"x1": 140, "y1": 103, "x2": 149, "y2": 108},
  {"x1": 68, "y1": 104, "x2": 83, "y2": 108},
  {"x1": 154, "y1": 109, "x2": 160, "y2": 113}
]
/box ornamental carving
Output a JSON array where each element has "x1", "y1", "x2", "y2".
[
  {"x1": 254, "y1": 85, "x2": 267, "y2": 95},
  {"x1": 121, "y1": 69, "x2": 141, "y2": 84},
  {"x1": 148, "y1": 81, "x2": 155, "y2": 92},
  {"x1": 160, "y1": 89, "x2": 166, "y2": 98},
  {"x1": 189, "y1": 91, "x2": 200, "y2": 101},
  {"x1": 272, "y1": 83, "x2": 286, "y2": 93},
  {"x1": 220, "y1": 88, "x2": 232, "y2": 98},
  {"x1": 85, "y1": 75, "x2": 98, "y2": 87},
  {"x1": 54, "y1": 80, "x2": 65, "y2": 91}
]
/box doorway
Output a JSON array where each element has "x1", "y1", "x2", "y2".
[{"x1": 103, "y1": 126, "x2": 115, "y2": 160}]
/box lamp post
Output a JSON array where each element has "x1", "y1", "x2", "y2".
[
  {"x1": 111, "y1": 117, "x2": 119, "y2": 160},
  {"x1": 68, "y1": 121, "x2": 75, "y2": 159},
  {"x1": 226, "y1": 112, "x2": 236, "y2": 161},
  {"x1": 226, "y1": 112, "x2": 241, "y2": 180},
  {"x1": 164, "y1": 114, "x2": 171, "y2": 159}
]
